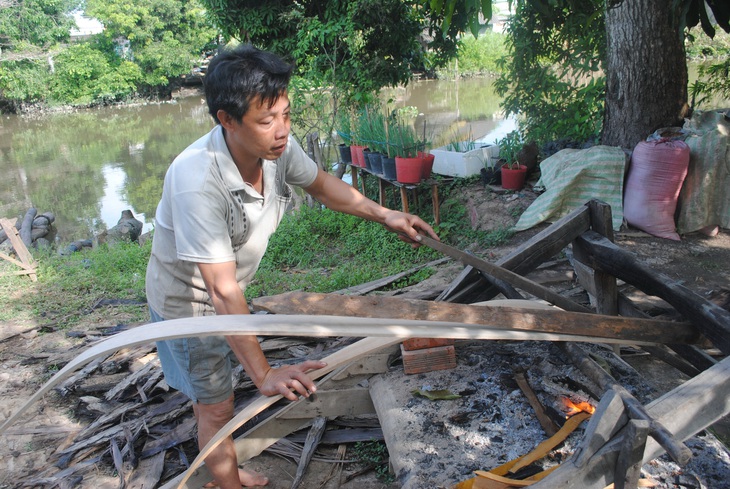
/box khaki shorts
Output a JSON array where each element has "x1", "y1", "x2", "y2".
[{"x1": 151, "y1": 308, "x2": 238, "y2": 404}]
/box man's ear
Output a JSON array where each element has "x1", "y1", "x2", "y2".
[{"x1": 217, "y1": 110, "x2": 236, "y2": 130}]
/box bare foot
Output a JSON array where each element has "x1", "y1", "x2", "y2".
[{"x1": 203, "y1": 468, "x2": 269, "y2": 488}]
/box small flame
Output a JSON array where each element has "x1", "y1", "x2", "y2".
[{"x1": 561, "y1": 397, "x2": 596, "y2": 418}]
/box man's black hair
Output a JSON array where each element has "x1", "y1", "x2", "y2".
[{"x1": 204, "y1": 44, "x2": 293, "y2": 124}]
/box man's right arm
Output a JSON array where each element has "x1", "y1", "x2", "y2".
[{"x1": 197, "y1": 261, "x2": 325, "y2": 400}]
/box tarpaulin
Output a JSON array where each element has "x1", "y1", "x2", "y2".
[{"x1": 514, "y1": 145, "x2": 627, "y2": 232}]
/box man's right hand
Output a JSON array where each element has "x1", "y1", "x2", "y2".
[{"x1": 258, "y1": 361, "x2": 327, "y2": 401}]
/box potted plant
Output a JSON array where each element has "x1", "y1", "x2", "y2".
[
  {"x1": 334, "y1": 108, "x2": 353, "y2": 165},
  {"x1": 480, "y1": 158, "x2": 501, "y2": 186},
  {"x1": 365, "y1": 108, "x2": 387, "y2": 175},
  {"x1": 392, "y1": 119, "x2": 423, "y2": 184},
  {"x1": 497, "y1": 131, "x2": 528, "y2": 190}
]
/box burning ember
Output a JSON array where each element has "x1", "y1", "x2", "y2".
[{"x1": 561, "y1": 397, "x2": 596, "y2": 418}]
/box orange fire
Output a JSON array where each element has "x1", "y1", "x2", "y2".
[{"x1": 561, "y1": 397, "x2": 596, "y2": 418}]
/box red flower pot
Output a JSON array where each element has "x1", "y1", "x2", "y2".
[
  {"x1": 395, "y1": 156, "x2": 423, "y2": 184},
  {"x1": 501, "y1": 164, "x2": 528, "y2": 190},
  {"x1": 419, "y1": 152, "x2": 435, "y2": 180},
  {"x1": 350, "y1": 145, "x2": 365, "y2": 167}
]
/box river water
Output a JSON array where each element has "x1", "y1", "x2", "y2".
[
  {"x1": 0, "y1": 71, "x2": 723, "y2": 243},
  {"x1": 0, "y1": 78, "x2": 512, "y2": 242}
]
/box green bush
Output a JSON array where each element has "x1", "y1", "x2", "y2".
[
  {"x1": 49, "y1": 44, "x2": 142, "y2": 105},
  {"x1": 455, "y1": 32, "x2": 507, "y2": 76},
  {"x1": 0, "y1": 59, "x2": 51, "y2": 104}
]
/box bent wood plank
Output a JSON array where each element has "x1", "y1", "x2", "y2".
[
  {"x1": 529, "y1": 355, "x2": 730, "y2": 489},
  {"x1": 0, "y1": 315, "x2": 646, "y2": 442},
  {"x1": 252, "y1": 292, "x2": 699, "y2": 345},
  {"x1": 439, "y1": 202, "x2": 591, "y2": 303},
  {"x1": 575, "y1": 230, "x2": 730, "y2": 355},
  {"x1": 165, "y1": 337, "x2": 400, "y2": 489}
]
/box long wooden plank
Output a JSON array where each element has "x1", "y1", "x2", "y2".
[
  {"x1": 439, "y1": 202, "x2": 591, "y2": 303},
  {"x1": 529, "y1": 355, "x2": 730, "y2": 489},
  {"x1": 574, "y1": 230, "x2": 730, "y2": 354},
  {"x1": 252, "y1": 292, "x2": 699, "y2": 345}
]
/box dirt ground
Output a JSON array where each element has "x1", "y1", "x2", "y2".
[{"x1": 1, "y1": 180, "x2": 729, "y2": 488}]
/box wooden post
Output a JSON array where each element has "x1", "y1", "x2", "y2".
[
  {"x1": 378, "y1": 177, "x2": 386, "y2": 206},
  {"x1": 400, "y1": 186, "x2": 409, "y2": 214},
  {"x1": 572, "y1": 201, "x2": 619, "y2": 354},
  {"x1": 350, "y1": 165, "x2": 359, "y2": 190},
  {"x1": 431, "y1": 183, "x2": 440, "y2": 225},
  {"x1": 614, "y1": 419, "x2": 650, "y2": 489}
]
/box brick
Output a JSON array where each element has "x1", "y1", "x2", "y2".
[
  {"x1": 401, "y1": 344, "x2": 457, "y2": 375},
  {"x1": 402, "y1": 337, "x2": 455, "y2": 351}
]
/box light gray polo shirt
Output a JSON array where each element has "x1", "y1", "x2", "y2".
[{"x1": 145, "y1": 125, "x2": 318, "y2": 319}]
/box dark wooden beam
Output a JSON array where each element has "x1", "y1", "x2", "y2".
[{"x1": 574, "y1": 230, "x2": 730, "y2": 355}]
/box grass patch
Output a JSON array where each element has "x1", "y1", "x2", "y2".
[{"x1": 0, "y1": 240, "x2": 151, "y2": 328}]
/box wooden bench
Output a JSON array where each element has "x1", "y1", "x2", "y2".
[{"x1": 350, "y1": 165, "x2": 445, "y2": 225}]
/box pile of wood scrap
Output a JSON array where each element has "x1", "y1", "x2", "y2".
[{"x1": 0, "y1": 330, "x2": 393, "y2": 488}]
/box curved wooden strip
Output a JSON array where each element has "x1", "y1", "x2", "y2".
[
  {"x1": 1, "y1": 313, "x2": 666, "y2": 436},
  {"x1": 164, "y1": 336, "x2": 400, "y2": 489}
]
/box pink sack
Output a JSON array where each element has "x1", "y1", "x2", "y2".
[{"x1": 623, "y1": 140, "x2": 690, "y2": 240}]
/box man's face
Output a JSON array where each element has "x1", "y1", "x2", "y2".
[{"x1": 222, "y1": 93, "x2": 292, "y2": 163}]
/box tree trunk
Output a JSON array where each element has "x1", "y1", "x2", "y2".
[{"x1": 601, "y1": 0, "x2": 689, "y2": 149}]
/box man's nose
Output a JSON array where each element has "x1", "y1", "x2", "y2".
[{"x1": 275, "y1": 119, "x2": 290, "y2": 139}]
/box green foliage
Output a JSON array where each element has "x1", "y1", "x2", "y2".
[
  {"x1": 687, "y1": 29, "x2": 730, "y2": 107},
  {"x1": 494, "y1": 0, "x2": 606, "y2": 147},
  {"x1": 454, "y1": 32, "x2": 507, "y2": 76},
  {"x1": 1, "y1": 0, "x2": 216, "y2": 109},
  {"x1": 421, "y1": 0, "x2": 492, "y2": 41},
  {"x1": 496, "y1": 130, "x2": 523, "y2": 167},
  {"x1": 86, "y1": 0, "x2": 217, "y2": 88},
  {"x1": 48, "y1": 43, "x2": 143, "y2": 104},
  {"x1": 200, "y1": 0, "x2": 465, "y2": 112},
  {"x1": 0, "y1": 0, "x2": 81, "y2": 49},
  {"x1": 690, "y1": 58, "x2": 730, "y2": 107},
  {"x1": 0, "y1": 59, "x2": 51, "y2": 105}
]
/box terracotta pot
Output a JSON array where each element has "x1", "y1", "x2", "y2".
[
  {"x1": 350, "y1": 145, "x2": 365, "y2": 167},
  {"x1": 419, "y1": 152, "x2": 435, "y2": 180},
  {"x1": 395, "y1": 156, "x2": 423, "y2": 184},
  {"x1": 501, "y1": 164, "x2": 528, "y2": 190}
]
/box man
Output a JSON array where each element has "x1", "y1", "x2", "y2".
[{"x1": 145, "y1": 44, "x2": 438, "y2": 488}]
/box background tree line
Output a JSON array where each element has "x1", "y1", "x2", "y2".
[{"x1": 0, "y1": 0, "x2": 728, "y2": 151}]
